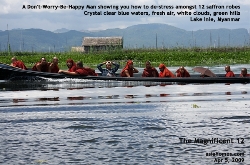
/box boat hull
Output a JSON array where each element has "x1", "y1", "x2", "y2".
[{"x1": 0, "y1": 63, "x2": 249, "y2": 83}]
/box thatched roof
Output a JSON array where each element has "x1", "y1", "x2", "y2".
[{"x1": 82, "y1": 37, "x2": 123, "y2": 46}]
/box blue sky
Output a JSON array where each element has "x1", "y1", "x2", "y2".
[{"x1": 1, "y1": 0, "x2": 249, "y2": 32}]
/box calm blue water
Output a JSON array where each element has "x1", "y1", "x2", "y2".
[{"x1": 0, "y1": 65, "x2": 249, "y2": 165}]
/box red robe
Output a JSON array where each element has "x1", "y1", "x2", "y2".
[
  {"x1": 12, "y1": 61, "x2": 27, "y2": 70},
  {"x1": 67, "y1": 59, "x2": 77, "y2": 72},
  {"x1": 68, "y1": 65, "x2": 77, "y2": 72},
  {"x1": 75, "y1": 68, "x2": 88, "y2": 76},
  {"x1": 159, "y1": 64, "x2": 175, "y2": 78},
  {"x1": 225, "y1": 71, "x2": 235, "y2": 77},
  {"x1": 120, "y1": 60, "x2": 134, "y2": 77},
  {"x1": 142, "y1": 67, "x2": 159, "y2": 77},
  {"x1": 176, "y1": 68, "x2": 190, "y2": 77},
  {"x1": 239, "y1": 74, "x2": 250, "y2": 77},
  {"x1": 50, "y1": 65, "x2": 59, "y2": 73},
  {"x1": 32, "y1": 62, "x2": 49, "y2": 72},
  {"x1": 84, "y1": 67, "x2": 97, "y2": 76},
  {"x1": 75, "y1": 67, "x2": 97, "y2": 76}
]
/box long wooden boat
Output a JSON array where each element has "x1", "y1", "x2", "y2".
[{"x1": 0, "y1": 63, "x2": 249, "y2": 83}]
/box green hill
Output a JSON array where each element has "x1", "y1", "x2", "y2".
[{"x1": 0, "y1": 23, "x2": 249, "y2": 52}]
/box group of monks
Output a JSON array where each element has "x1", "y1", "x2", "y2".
[
  {"x1": 140, "y1": 61, "x2": 190, "y2": 78},
  {"x1": 128, "y1": 61, "x2": 250, "y2": 78},
  {"x1": 10, "y1": 56, "x2": 97, "y2": 76},
  {"x1": 120, "y1": 60, "x2": 190, "y2": 77},
  {"x1": 124, "y1": 60, "x2": 250, "y2": 78},
  {"x1": 10, "y1": 57, "x2": 250, "y2": 78}
]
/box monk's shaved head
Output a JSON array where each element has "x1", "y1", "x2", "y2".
[
  {"x1": 52, "y1": 57, "x2": 58, "y2": 64},
  {"x1": 12, "y1": 56, "x2": 17, "y2": 60},
  {"x1": 225, "y1": 65, "x2": 231, "y2": 72},
  {"x1": 241, "y1": 68, "x2": 247, "y2": 72},
  {"x1": 241, "y1": 68, "x2": 247, "y2": 76},
  {"x1": 76, "y1": 61, "x2": 83, "y2": 67},
  {"x1": 11, "y1": 56, "x2": 17, "y2": 62},
  {"x1": 145, "y1": 61, "x2": 151, "y2": 69},
  {"x1": 179, "y1": 66, "x2": 185, "y2": 69}
]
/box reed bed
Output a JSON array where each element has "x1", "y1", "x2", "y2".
[{"x1": 0, "y1": 47, "x2": 250, "y2": 68}]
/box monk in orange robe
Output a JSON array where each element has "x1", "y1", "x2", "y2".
[
  {"x1": 83, "y1": 67, "x2": 98, "y2": 76},
  {"x1": 66, "y1": 59, "x2": 77, "y2": 72},
  {"x1": 142, "y1": 61, "x2": 159, "y2": 77},
  {"x1": 49, "y1": 57, "x2": 59, "y2": 73},
  {"x1": 59, "y1": 61, "x2": 97, "y2": 76},
  {"x1": 225, "y1": 65, "x2": 235, "y2": 77},
  {"x1": 239, "y1": 68, "x2": 250, "y2": 77},
  {"x1": 11, "y1": 57, "x2": 27, "y2": 70},
  {"x1": 120, "y1": 60, "x2": 139, "y2": 77},
  {"x1": 32, "y1": 57, "x2": 50, "y2": 72},
  {"x1": 158, "y1": 63, "x2": 175, "y2": 78},
  {"x1": 176, "y1": 66, "x2": 190, "y2": 77}
]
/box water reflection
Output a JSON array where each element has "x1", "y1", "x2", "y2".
[
  {"x1": 37, "y1": 97, "x2": 60, "y2": 101},
  {"x1": 0, "y1": 81, "x2": 249, "y2": 107},
  {"x1": 67, "y1": 88, "x2": 85, "y2": 90},
  {"x1": 193, "y1": 93, "x2": 212, "y2": 96},
  {"x1": 125, "y1": 95, "x2": 136, "y2": 98},
  {"x1": 12, "y1": 99, "x2": 28, "y2": 103},
  {"x1": 178, "y1": 93, "x2": 188, "y2": 96},
  {"x1": 160, "y1": 94, "x2": 169, "y2": 97},
  {"x1": 67, "y1": 96, "x2": 85, "y2": 100},
  {"x1": 98, "y1": 95, "x2": 119, "y2": 99}
]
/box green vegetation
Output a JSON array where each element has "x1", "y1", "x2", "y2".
[{"x1": 0, "y1": 47, "x2": 250, "y2": 69}]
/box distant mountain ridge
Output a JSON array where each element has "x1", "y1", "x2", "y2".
[
  {"x1": 0, "y1": 23, "x2": 249, "y2": 52},
  {"x1": 53, "y1": 28, "x2": 70, "y2": 33}
]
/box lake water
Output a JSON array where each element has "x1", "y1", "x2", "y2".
[{"x1": 0, "y1": 65, "x2": 249, "y2": 165}]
